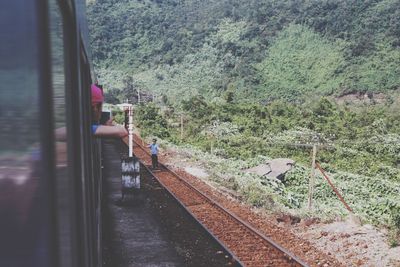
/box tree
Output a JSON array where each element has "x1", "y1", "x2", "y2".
[
  {"x1": 104, "y1": 88, "x2": 120, "y2": 104},
  {"x1": 121, "y1": 76, "x2": 137, "y2": 103},
  {"x1": 258, "y1": 24, "x2": 346, "y2": 101},
  {"x1": 182, "y1": 95, "x2": 212, "y2": 120}
]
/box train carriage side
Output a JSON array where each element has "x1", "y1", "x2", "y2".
[{"x1": 0, "y1": 1, "x2": 103, "y2": 267}]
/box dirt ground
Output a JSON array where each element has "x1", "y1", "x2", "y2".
[
  {"x1": 293, "y1": 218, "x2": 400, "y2": 267},
  {"x1": 160, "y1": 145, "x2": 400, "y2": 267}
]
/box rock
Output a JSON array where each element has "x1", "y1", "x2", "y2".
[
  {"x1": 244, "y1": 158, "x2": 295, "y2": 180},
  {"x1": 340, "y1": 233, "x2": 351, "y2": 238},
  {"x1": 354, "y1": 259, "x2": 364, "y2": 266},
  {"x1": 290, "y1": 215, "x2": 301, "y2": 224},
  {"x1": 321, "y1": 231, "x2": 329, "y2": 237},
  {"x1": 347, "y1": 213, "x2": 362, "y2": 225},
  {"x1": 303, "y1": 218, "x2": 317, "y2": 227},
  {"x1": 304, "y1": 219, "x2": 314, "y2": 227},
  {"x1": 276, "y1": 214, "x2": 301, "y2": 225},
  {"x1": 362, "y1": 224, "x2": 374, "y2": 230}
]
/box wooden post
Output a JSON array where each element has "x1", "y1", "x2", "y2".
[
  {"x1": 308, "y1": 144, "x2": 317, "y2": 210},
  {"x1": 316, "y1": 162, "x2": 353, "y2": 213},
  {"x1": 137, "y1": 88, "x2": 140, "y2": 104},
  {"x1": 180, "y1": 114, "x2": 184, "y2": 140}
]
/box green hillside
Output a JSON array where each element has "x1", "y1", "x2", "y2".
[
  {"x1": 87, "y1": 0, "x2": 400, "y2": 235},
  {"x1": 87, "y1": 0, "x2": 400, "y2": 102}
]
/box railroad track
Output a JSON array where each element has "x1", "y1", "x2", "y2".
[{"x1": 124, "y1": 136, "x2": 308, "y2": 267}]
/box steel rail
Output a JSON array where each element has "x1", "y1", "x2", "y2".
[
  {"x1": 125, "y1": 136, "x2": 309, "y2": 267},
  {"x1": 122, "y1": 137, "x2": 243, "y2": 266},
  {"x1": 139, "y1": 159, "x2": 244, "y2": 266}
]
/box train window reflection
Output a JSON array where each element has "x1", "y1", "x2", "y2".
[
  {"x1": 49, "y1": 1, "x2": 74, "y2": 266},
  {"x1": 0, "y1": 1, "x2": 51, "y2": 266},
  {"x1": 51, "y1": 0, "x2": 67, "y2": 166}
]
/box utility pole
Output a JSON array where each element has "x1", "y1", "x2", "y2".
[
  {"x1": 128, "y1": 106, "x2": 133, "y2": 157},
  {"x1": 180, "y1": 114, "x2": 184, "y2": 140},
  {"x1": 308, "y1": 143, "x2": 318, "y2": 210},
  {"x1": 137, "y1": 88, "x2": 140, "y2": 104}
]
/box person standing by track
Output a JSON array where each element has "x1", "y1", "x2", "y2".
[{"x1": 148, "y1": 138, "x2": 159, "y2": 169}]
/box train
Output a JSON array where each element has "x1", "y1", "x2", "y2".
[{"x1": 0, "y1": 0, "x2": 103, "y2": 266}]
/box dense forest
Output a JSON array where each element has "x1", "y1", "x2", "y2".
[
  {"x1": 88, "y1": 0, "x2": 400, "y2": 102},
  {"x1": 87, "y1": 0, "x2": 400, "y2": 235}
]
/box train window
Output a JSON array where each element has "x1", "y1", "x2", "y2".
[{"x1": 0, "y1": 1, "x2": 53, "y2": 266}]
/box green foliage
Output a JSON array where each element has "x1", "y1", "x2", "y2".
[
  {"x1": 240, "y1": 180, "x2": 276, "y2": 208},
  {"x1": 89, "y1": 0, "x2": 400, "y2": 227},
  {"x1": 133, "y1": 43, "x2": 224, "y2": 102},
  {"x1": 112, "y1": 109, "x2": 124, "y2": 124},
  {"x1": 344, "y1": 41, "x2": 400, "y2": 93},
  {"x1": 213, "y1": 18, "x2": 248, "y2": 45},
  {"x1": 104, "y1": 88, "x2": 121, "y2": 104},
  {"x1": 88, "y1": 0, "x2": 400, "y2": 103},
  {"x1": 258, "y1": 24, "x2": 346, "y2": 100},
  {"x1": 391, "y1": 206, "x2": 400, "y2": 231},
  {"x1": 133, "y1": 98, "x2": 400, "y2": 225},
  {"x1": 389, "y1": 236, "x2": 399, "y2": 248},
  {"x1": 135, "y1": 103, "x2": 169, "y2": 138},
  {"x1": 181, "y1": 96, "x2": 212, "y2": 120}
]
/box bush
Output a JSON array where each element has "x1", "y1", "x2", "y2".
[
  {"x1": 135, "y1": 103, "x2": 170, "y2": 138},
  {"x1": 391, "y1": 206, "x2": 400, "y2": 231}
]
